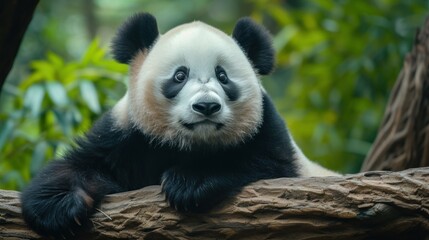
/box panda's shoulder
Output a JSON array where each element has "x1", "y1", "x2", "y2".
[{"x1": 66, "y1": 111, "x2": 146, "y2": 161}]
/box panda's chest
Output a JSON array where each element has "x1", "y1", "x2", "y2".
[{"x1": 117, "y1": 133, "x2": 254, "y2": 190}]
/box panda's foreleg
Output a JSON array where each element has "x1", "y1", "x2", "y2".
[
  {"x1": 161, "y1": 165, "x2": 254, "y2": 213},
  {"x1": 21, "y1": 159, "x2": 120, "y2": 238}
]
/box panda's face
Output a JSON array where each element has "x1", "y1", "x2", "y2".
[{"x1": 128, "y1": 22, "x2": 264, "y2": 149}]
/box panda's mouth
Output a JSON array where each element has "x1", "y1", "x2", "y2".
[{"x1": 182, "y1": 120, "x2": 224, "y2": 130}]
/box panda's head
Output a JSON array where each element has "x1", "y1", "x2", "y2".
[{"x1": 111, "y1": 13, "x2": 275, "y2": 150}]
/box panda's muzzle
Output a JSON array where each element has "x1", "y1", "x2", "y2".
[
  {"x1": 182, "y1": 101, "x2": 224, "y2": 130},
  {"x1": 192, "y1": 102, "x2": 221, "y2": 116}
]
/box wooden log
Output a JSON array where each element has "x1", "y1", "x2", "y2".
[{"x1": 1, "y1": 167, "x2": 428, "y2": 239}]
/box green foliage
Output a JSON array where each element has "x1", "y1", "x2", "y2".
[{"x1": 0, "y1": 40, "x2": 127, "y2": 190}]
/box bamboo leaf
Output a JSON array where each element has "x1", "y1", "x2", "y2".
[
  {"x1": 46, "y1": 82, "x2": 69, "y2": 107},
  {"x1": 30, "y1": 141, "x2": 48, "y2": 177},
  {"x1": 23, "y1": 84, "x2": 45, "y2": 117},
  {"x1": 47, "y1": 51, "x2": 64, "y2": 69},
  {"x1": 53, "y1": 109, "x2": 72, "y2": 136},
  {"x1": 82, "y1": 38, "x2": 100, "y2": 64},
  {"x1": 79, "y1": 80, "x2": 101, "y2": 113}
]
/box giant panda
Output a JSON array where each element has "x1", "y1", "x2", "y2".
[{"x1": 21, "y1": 12, "x2": 339, "y2": 238}]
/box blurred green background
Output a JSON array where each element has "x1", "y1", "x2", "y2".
[{"x1": 1, "y1": 0, "x2": 428, "y2": 190}]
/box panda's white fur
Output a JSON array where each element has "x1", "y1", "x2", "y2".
[
  {"x1": 291, "y1": 139, "x2": 340, "y2": 176},
  {"x1": 21, "y1": 13, "x2": 339, "y2": 239}
]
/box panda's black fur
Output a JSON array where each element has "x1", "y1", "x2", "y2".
[
  {"x1": 21, "y1": 13, "x2": 303, "y2": 238},
  {"x1": 111, "y1": 13, "x2": 159, "y2": 64}
]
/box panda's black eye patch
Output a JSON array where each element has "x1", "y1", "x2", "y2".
[
  {"x1": 163, "y1": 66, "x2": 189, "y2": 99},
  {"x1": 215, "y1": 66, "x2": 239, "y2": 101}
]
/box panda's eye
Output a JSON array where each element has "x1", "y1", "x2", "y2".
[
  {"x1": 217, "y1": 72, "x2": 228, "y2": 84},
  {"x1": 215, "y1": 66, "x2": 229, "y2": 84},
  {"x1": 174, "y1": 70, "x2": 187, "y2": 83}
]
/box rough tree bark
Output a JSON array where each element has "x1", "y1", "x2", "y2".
[
  {"x1": 1, "y1": 167, "x2": 428, "y2": 240},
  {"x1": 0, "y1": 0, "x2": 39, "y2": 94},
  {"x1": 361, "y1": 17, "x2": 429, "y2": 172}
]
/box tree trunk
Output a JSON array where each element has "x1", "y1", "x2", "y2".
[
  {"x1": 0, "y1": 0, "x2": 39, "y2": 94},
  {"x1": 1, "y1": 167, "x2": 428, "y2": 239},
  {"x1": 361, "y1": 17, "x2": 429, "y2": 172}
]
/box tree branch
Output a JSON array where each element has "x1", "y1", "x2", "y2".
[{"x1": 1, "y1": 167, "x2": 428, "y2": 239}]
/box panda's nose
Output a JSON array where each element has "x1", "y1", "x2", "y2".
[{"x1": 192, "y1": 102, "x2": 221, "y2": 116}]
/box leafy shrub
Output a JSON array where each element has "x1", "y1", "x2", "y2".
[{"x1": 0, "y1": 40, "x2": 127, "y2": 190}]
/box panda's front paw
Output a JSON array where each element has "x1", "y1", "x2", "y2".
[
  {"x1": 161, "y1": 168, "x2": 227, "y2": 213},
  {"x1": 21, "y1": 187, "x2": 94, "y2": 238},
  {"x1": 161, "y1": 169, "x2": 203, "y2": 212}
]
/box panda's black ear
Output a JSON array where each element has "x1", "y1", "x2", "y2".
[
  {"x1": 111, "y1": 13, "x2": 159, "y2": 64},
  {"x1": 232, "y1": 17, "x2": 275, "y2": 75}
]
